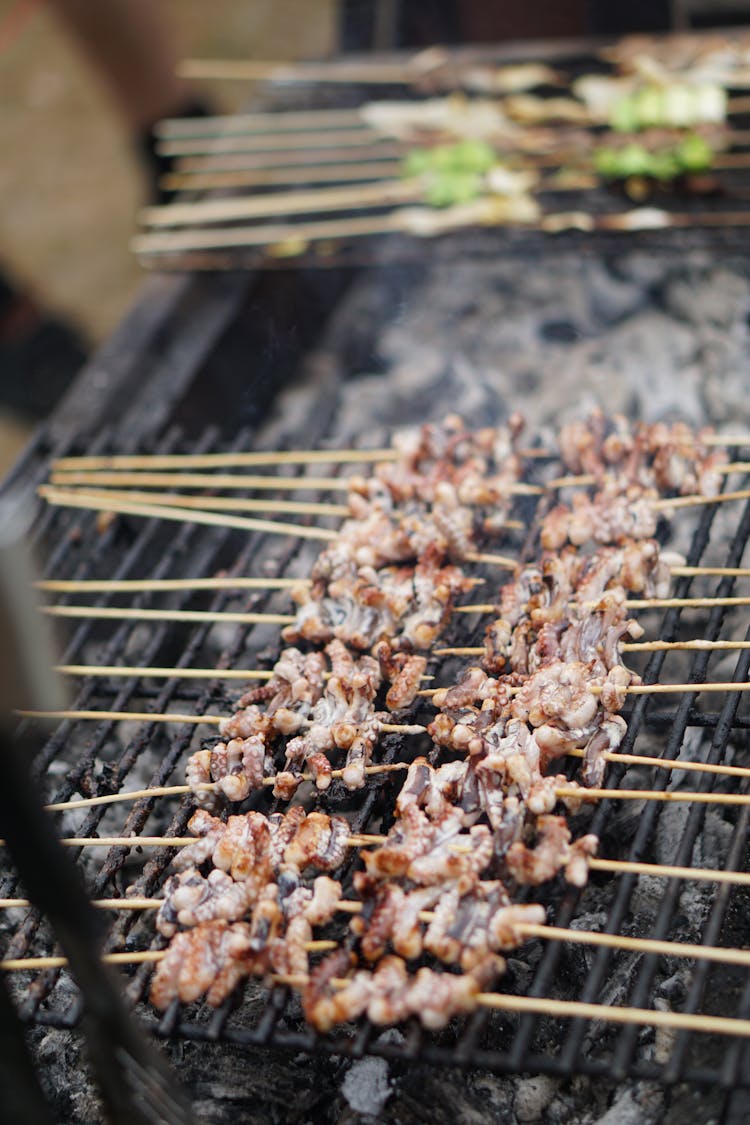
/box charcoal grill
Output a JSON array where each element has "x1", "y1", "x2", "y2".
[{"x1": 5, "y1": 35, "x2": 750, "y2": 1124}]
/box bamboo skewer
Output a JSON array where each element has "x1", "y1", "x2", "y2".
[
  {"x1": 454, "y1": 593, "x2": 750, "y2": 613},
  {"x1": 142, "y1": 179, "x2": 421, "y2": 227},
  {"x1": 43, "y1": 764, "x2": 410, "y2": 812},
  {"x1": 40, "y1": 606, "x2": 296, "y2": 626},
  {"x1": 52, "y1": 664, "x2": 434, "y2": 685},
  {"x1": 35, "y1": 576, "x2": 483, "y2": 594},
  {"x1": 655, "y1": 487, "x2": 750, "y2": 511},
  {"x1": 157, "y1": 127, "x2": 386, "y2": 157},
  {"x1": 2, "y1": 907, "x2": 748, "y2": 972},
  {"x1": 37, "y1": 577, "x2": 306, "y2": 593},
  {"x1": 52, "y1": 449, "x2": 398, "y2": 471},
  {"x1": 0, "y1": 946, "x2": 746, "y2": 1041},
  {"x1": 39, "y1": 487, "x2": 338, "y2": 543},
  {"x1": 161, "y1": 162, "x2": 405, "y2": 192},
  {"x1": 157, "y1": 107, "x2": 365, "y2": 137},
  {"x1": 131, "y1": 208, "x2": 750, "y2": 261},
  {"x1": 2, "y1": 828, "x2": 749, "y2": 884},
  {"x1": 15, "y1": 709, "x2": 426, "y2": 735},
  {"x1": 176, "y1": 52, "x2": 451, "y2": 85},
  {"x1": 39, "y1": 487, "x2": 349, "y2": 520},
  {"x1": 37, "y1": 748, "x2": 750, "y2": 816},
  {"x1": 43, "y1": 488, "x2": 515, "y2": 530},
  {"x1": 50, "y1": 470, "x2": 354, "y2": 492},
  {"x1": 47, "y1": 469, "x2": 544, "y2": 498}
]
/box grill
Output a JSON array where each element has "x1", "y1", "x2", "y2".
[{"x1": 5, "y1": 46, "x2": 750, "y2": 1118}]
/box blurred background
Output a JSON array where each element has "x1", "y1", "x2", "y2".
[{"x1": 0, "y1": 0, "x2": 743, "y2": 469}]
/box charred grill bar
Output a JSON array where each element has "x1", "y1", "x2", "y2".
[{"x1": 5, "y1": 31, "x2": 750, "y2": 1124}]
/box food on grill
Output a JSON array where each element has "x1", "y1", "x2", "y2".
[
  {"x1": 594, "y1": 134, "x2": 715, "y2": 187},
  {"x1": 152, "y1": 411, "x2": 729, "y2": 1028},
  {"x1": 284, "y1": 546, "x2": 474, "y2": 651},
  {"x1": 303, "y1": 948, "x2": 504, "y2": 1032},
  {"x1": 555, "y1": 410, "x2": 726, "y2": 493}
]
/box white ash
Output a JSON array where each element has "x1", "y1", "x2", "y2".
[{"x1": 341, "y1": 1057, "x2": 391, "y2": 1117}]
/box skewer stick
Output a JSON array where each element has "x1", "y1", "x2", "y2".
[
  {"x1": 54, "y1": 664, "x2": 277, "y2": 681},
  {"x1": 156, "y1": 127, "x2": 384, "y2": 157},
  {"x1": 621, "y1": 639, "x2": 750, "y2": 652},
  {"x1": 161, "y1": 162, "x2": 404, "y2": 191},
  {"x1": 0, "y1": 940, "x2": 339, "y2": 973},
  {"x1": 53, "y1": 663, "x2": 433, "y2": 684},
  {"x1": 52, "y1": 449, "x2": 397, "y2": 472},
  {"x1": 43, "y1": 764, "x2": 410, "y2": 812},
  {"x1": 588, "y1": 856, "x2": 750, "y2": 886},
  {"x1": 142, "y1": 179, "x2": 420, "y2": 226},
  {"x1": 40, "y1": 605, "x2": 296, "y2": 626},
  {"x1": 422, "y1": 677, "x2": 750, "y2": 698},
  {"x1": 1, "y1": 900, "x2": 747, "y2": 970},
  {"x1": 40, "y1": 487, "x2": 338, "y2": 543},
  {"x1": 50, "y1": 470, "x2": 355, "y2": 492},
  {"x1": 41, "y1": 487, "x2": 348, "y2": 519},
  {"x1": 48, "y1": 469, "x2": 544, "y2": 499},
  {"x1": 566, "y1": 747, "x2": 750, "y2": 782},
  {"x1": 655, "y1": 488, "x2": 750, "y2": 511},
  {"x1": 454, "y1": 594, "x2": 750, "y2": 613},
  {"x1": 3, "y1": 823, "x2": 748, "y2": 887},
  {"x1": 15, "y1": 708, "x2": 427, "y2": 735},
  {"x1": 36, "y1": 576, "x2": 307, "y2": 593},
  {"x1": 556, "y1": 786, "x2": 750, "y2": 806},
  {"x1": 176, "y1": 56, "x2": 444, "y2": 85},
  {"x1": 156, "y1": 107, "x2": 365, "y2": 137},
  {"x1": 5, "y1": 955, "x2": 750, "y2": 1039}
]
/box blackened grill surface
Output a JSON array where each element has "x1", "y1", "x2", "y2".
[{"x1": 5, "y1": 246, "x2": 750, "y2": 1122}]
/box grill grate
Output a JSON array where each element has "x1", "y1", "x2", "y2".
[{"x1": 4, "y1": 404, "x2": 750, "y2": 1092}]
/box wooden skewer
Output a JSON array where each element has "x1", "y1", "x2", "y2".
[
  {"x1": 48, "y1": 469, "x2": 544, "y2": 499},
  {"x1": 556, "y1": 786, "x2": 750, "y2": 806},
  {"x1": 621, "y1": 639, "x2": 750, "y2": 652},
  {"x1": 176, "y1": 56, "x2": 442, "y2": 85},
  {"x1": 46, "y1": 486, "x2": 348, "y2": 520},
  {"x1": 40, "y1": 487, "x2": 348, "y2": 520},
  {"x1": 43, "y1": 764, "x2": 411, "y2": 812},
  {"x1": 39, "y1": 487, "x2": 338, "y2": 543},
  {"x1": 0, "y1": 940, "x2": 340, "y2": 973},
  {"x1": 654, "y1": 488, "x2": 750, "y2": 511},
  {"x1": 131, "y1": 207, "x2": 750, "y2": 261},
  {"x1": 142, "y1": 178, "x2": 421, "y2": 227},
  {"x1": 52, "y1": 448, "x2": 397, "y2": 472},
  {"x1": 161, "y1": 161, "x2": 404, "y2": 192},
  {"x1": 38, "y1": 751, "x2": 750, "y2": 816},
  {"x1": 50, "y1": 446, "x2": 547, "y2": 473},
  {"x1": 454, "y1": 594, "x2": 750, "y2": 613},
  {"x1": 4, "y1": 952, "x2": 750, "y2": 1041},
  {"x1": 54, "y1": 664, "x2": 276, "y2": 681},
  {"x1": 1, "y1": 834, "x2": 748, "y2": 889},
  {"x1": 44, "y1": 488, "x2": 515, "y2": 532},
  {"x1": 50, "y1": 470, "x2": 355, "y2": 491},
  {"x1": 53, "y1": 663, "x2": 433, "y2": 685},
  {"x1": 588, "y1": 856, "x2": 750, "y2": 886},
  {"x1": 2, "y1": 901, "x2": 747, "y2": 972},
  {"x1": 36, "y1": 576, "x2": 306, "y2": 593},
  {"x1": 15, "y1": 709, "x2": 427, "y2": 735},
  {"x1": 40, "y1": 605, "x2": 296, "y2": 626},
  {"x1": 421, "y1": 677, "x2": 750, "y2": 698},
  {"x1": 156, "y1": 106, "x2": 365, "y2": 137},
  {"x1": 566, "y1": 746, "x2": 750, "y2": 782},
  {"x1": 8, "y1": 943, "x2": 749, "y2": 1038},
  {"x1": 156, "y1": 127, "x2": 384, "y2": 157}
]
